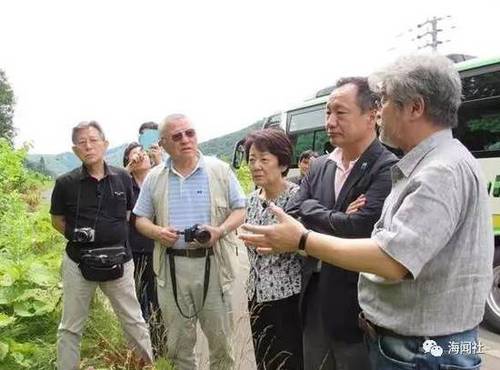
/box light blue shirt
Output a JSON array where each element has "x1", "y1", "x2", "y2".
[{"x1": 133, "y1": 155, "x2": 246, "y2": 249}]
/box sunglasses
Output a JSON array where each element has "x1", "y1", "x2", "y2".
[{"x1": 170, "y1": 128, "x2": 196, "y2": 142}]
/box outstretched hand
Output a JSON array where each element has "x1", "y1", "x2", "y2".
[{"x1": 239, "y1": 203, "x2": 306, "y2": 254}]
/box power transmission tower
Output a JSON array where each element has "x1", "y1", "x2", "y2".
[{"x1": 416, "y1": 16, "x2": 452, "y2": 51}]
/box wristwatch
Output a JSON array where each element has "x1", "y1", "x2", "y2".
[{"x1": 297, "y1": 230, "x2": 311, "y2": 256}]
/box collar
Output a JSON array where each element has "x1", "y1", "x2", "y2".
[
  {"x1": 78, "y1": 162, "x2": 115, "y2": 181},
  {"x1": 328, "y1": 147, "x2": 359, "y2": 171},
  {"x1": 395, "y1": 129, "x2": 453, "y2": 179},
  {"x1": 165, "y1": 151, "x2": 205, "y2": 178}
]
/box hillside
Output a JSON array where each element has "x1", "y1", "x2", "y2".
[
  {"x1": 199, "y1": 120, "x2": 262, "y2": 160},
  {"x1": 26, "y1": 120, "x2": 262, "y2": 176}
]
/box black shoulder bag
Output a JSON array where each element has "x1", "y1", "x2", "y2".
[{"x1": 74, "y1": 177, "x2": 128, "y2": 282}]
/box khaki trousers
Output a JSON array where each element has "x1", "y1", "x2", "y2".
[
  {"x1": 57, "y1": 254, "x2": 153, "y2": 370},
  {"x1": 157, "y1": 254, "x2": 235, "y2": 370}
]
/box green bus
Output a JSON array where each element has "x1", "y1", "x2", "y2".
[{"x1": 232, "y1": 55, "x2": 500, "y2": 332}]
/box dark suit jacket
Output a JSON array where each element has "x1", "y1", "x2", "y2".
[{"x1": 286, "y1": 139, "x2": 398, "y2": 343}]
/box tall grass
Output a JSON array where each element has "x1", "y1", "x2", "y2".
[{"x1": 0, "y1": 139, "x2": 175, "y2": 369}]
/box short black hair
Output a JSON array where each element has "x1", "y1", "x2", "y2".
[
  {"x1": 299, "y1": 150, "x2": 319, "y2": 162},
  {"x1": 336, "y1": 76, "x2": 380, "y2": 113},
  {"x1": 138, "y1": 121, "x2": 158, "y2": 134},
  {"x1": 244, "y1": 128, "x2": 293, "y2": 176}
]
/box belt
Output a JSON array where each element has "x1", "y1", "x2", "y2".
[
  {"x1": 358, "y1": 312, "x2": 408, "y2": 340},
  {"x1": 166, "y1": 247, "x2": 213, "y2": 258},
  {"x1": 167, "y1": 248, "x2": 212, "y2": 319}
]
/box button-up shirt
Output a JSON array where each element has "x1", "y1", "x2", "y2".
[
  {"x1": 329, "y1": 147, "x2": 359, "y2": 201},
  {"x1": 359, "y1": 129, "x2": 494, "y2": 336},
  {"x1": 246, "y1": 182, "x2": 302, "y2": 303}
]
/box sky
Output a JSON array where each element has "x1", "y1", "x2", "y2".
[{"x1": 1, "y1": 0, "x2": 499, "y2": 154}]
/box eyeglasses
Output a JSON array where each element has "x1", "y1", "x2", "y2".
[
  {"x1": 170, "y1": 128, "x2": 196, "y2": 142},
  {"x1": 75, "y1": 138, "x2": 103, "y2": 148}
]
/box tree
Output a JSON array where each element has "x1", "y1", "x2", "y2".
[{"x1": 0, "y1": 69, "x2": 16, "y2": 144}]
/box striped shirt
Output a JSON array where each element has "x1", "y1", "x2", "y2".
[{"x1": 133, "y1": 155, "x2": 246, "y2": 249}]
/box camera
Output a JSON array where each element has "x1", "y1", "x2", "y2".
[
  {"x1": 178, "y1": 224, "x2": 211, "y2": 244},
  {"x1": 73, "y1": 227, "x2": 96, "y2": 243}
]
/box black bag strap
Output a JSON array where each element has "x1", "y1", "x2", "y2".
[{"x1": 169, "y1": 251, "x2": 211, "y2": 319}]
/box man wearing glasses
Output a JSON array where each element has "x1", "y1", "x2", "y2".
[
  {"x1": 134, "y1": 113, "x2": 246, "y2": 370},
  {"x1": 50, "y1": 121, "x2": 153, "y2": 369}
]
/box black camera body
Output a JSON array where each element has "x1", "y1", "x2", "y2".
[
  {"x1": 181, "y1": 224, "x2": 211, "y2": 244},
  {"x1": 73, "y1": 227, "x2": 96, "y2": 243}
]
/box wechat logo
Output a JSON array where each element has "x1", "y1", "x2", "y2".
[{"x1": 422, "y1": 339, "x2": 443, "y2": 357}]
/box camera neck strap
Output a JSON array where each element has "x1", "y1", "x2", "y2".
[
  {"x1": 73, "y1": 177, "x2": 105, "y2": 240},
  {"x1": 169, "y1": 252, "x2": 211, "y2": 319}
]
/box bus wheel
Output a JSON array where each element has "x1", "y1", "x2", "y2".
[{"x1": 484, "y1": 257, "x2": 500, "y2": 334}]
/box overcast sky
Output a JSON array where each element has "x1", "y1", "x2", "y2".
[{"x1": 1, "y1": 0, "x2": 499, "y2": 154}]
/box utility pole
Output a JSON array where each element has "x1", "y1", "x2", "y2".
[
  {"x1": 387, "y1": 16, "x2": 454, "y2": 54},
  {"x1": 416, "y1": 16, "x2": 451, "y2": 51}
]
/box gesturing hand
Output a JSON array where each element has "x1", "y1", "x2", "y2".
[{"x1": 239, "y1": 203, "x2": 306, "y2": 254}]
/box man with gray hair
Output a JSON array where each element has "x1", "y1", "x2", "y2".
[
  {"x1": 134, "y1": 114, "x2": 246, "y2": 369},
  {"x1": 240, "y1": 53, "x2": 494, "y2": 369},
  {"x1": 50, "y1": 121, "x2": 153, "y2": 369}
]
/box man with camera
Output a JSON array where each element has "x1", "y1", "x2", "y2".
[
  {"x1": 134, "y1": 113, "x2": 246, "y2": 370},
  {"x1": 50, "y1": 121, "x2": 153, "y2": 370}
]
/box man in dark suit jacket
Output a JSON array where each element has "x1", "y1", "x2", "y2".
[{"x1": 287, "y1": 77, "x2": 398, "y2": 370}]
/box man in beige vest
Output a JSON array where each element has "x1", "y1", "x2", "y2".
[{"x1": 134, "y1": 113, "x2": 246, "y2": 370}]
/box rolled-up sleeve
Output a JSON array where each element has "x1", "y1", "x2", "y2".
[{"x1": 372, "y1": 164, "x2": 461, "y2": 279}]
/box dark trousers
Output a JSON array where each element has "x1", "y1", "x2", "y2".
[
  {"x1": 302, "y1": 274, "x2": 370, "y2": 370},
  {"x1": 249, "y1": 294, "x2": 303, "y2": 370},
  {"x1": 132, "y1": 252, "x2": 164, "y2": 357},
  {"x1": 302, "y1": 273, "x2": 334, "y2": 370}
]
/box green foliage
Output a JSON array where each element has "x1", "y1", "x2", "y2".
[
  {"x1": 0, "y1": 139, "x2": 63, "y2": 369},
  {"x1": 0, "y1": 139, "x2": 175, "y2": 369},
  {"x1": 236, "y1": 163, "x2": 254, "y2": 195},
  {"x1": 0, "y1": 69, "x2": 15, "y2": 145},
  {"x1": 24, "y1": 156, "x2": 56, "y2": 179},
  {"x1": 199, "y1": 120, "x2": 262, "y2": 160}
]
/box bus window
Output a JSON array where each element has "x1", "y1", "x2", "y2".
[
  {"x1": 456, "y1": 106, "x2": 500, "y2": 154},
  {"x1": 455, "y1": 68, "x2": 500, "y2": 156},
  {"x1": 290, "y1": 129, "x2": 330, "y2": 165},
  {"x1": 314, "y1": 130, "x2": 330, "y2": 154},
  {"x1": 288, "y1": 104, "x2": 326, "y2": 132}
]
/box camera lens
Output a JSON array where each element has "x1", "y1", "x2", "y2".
[{"x1": 194, "y1": 228, "x2": 211, "y2": 244}]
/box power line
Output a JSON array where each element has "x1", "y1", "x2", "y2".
[
  {"x1": 416, "y1": 15, "x2": 452, "y2": 51},
  {"x1": 387, "y1": 15, "x2": 454, "y2": 53}
]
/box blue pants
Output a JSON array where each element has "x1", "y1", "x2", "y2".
[{"x1": 365, "y1": 326, "x2": 482, "y2": 369}]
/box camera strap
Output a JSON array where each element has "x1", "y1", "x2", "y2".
[
  {"x1": 169, "y1": 252, "x2": 211, "y2": 319},
  {"x1": 73, "y1": 175, "x2": 105, "y2": 241}
]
